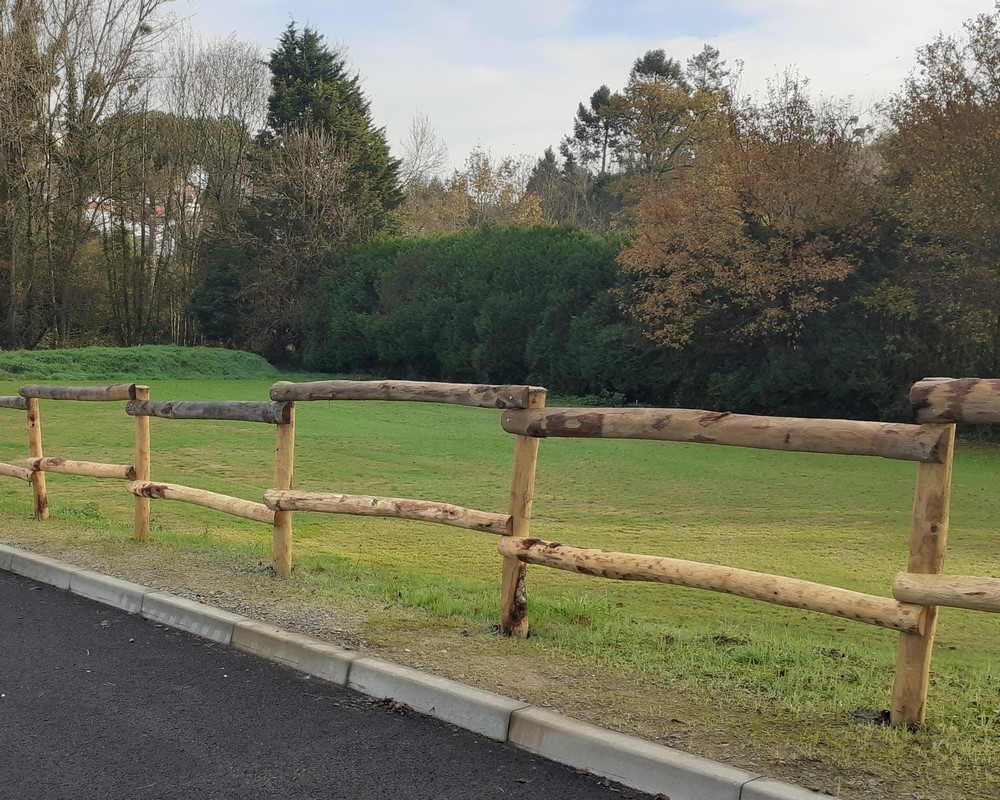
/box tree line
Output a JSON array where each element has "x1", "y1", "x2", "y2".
[{"x1": 3, "y1": 1, "x2": 1000, "y2": 419}]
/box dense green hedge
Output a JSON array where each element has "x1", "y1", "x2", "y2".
[
  {"x1": 299, "y1": 226, "x2": 930, "y2": 419},
  {"x1": 302, "y1": 226, "x2": 672, "y2": 402}
]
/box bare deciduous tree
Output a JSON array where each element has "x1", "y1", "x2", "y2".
[
  {"x1": 0, "y1": 0, "x2": 173, "y2": 347},
  {"x1": 398, "y1": 113, "x2": 448, "y2": 189}
]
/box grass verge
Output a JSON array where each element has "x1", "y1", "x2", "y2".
[{"x1": 0, "y1": 345, "x2": 279, "y2": 381}]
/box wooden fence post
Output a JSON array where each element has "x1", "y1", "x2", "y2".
[
  {"x1": 500, "y1": 389, "x2": 547, "y2": 637},
  {"x1": 26, "y1": 398, "x2": 48, "y2": 520},
  {"x1": 133, "y1": 385, "x2": 151, "y2": 541},
  {"x1": 272, "y1": 400, "x2": 296, "y2": 576},
  {"x1": 891, "y1": 422, "x2": 955, "y2": 726}
]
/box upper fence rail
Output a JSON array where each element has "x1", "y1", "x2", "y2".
[
  {"x1": 270, "y1": 379, "x2": 547, "y2": 409},
  {"x1": 910, "y1": 377, "x2": 1000, "y2": 424},
  {"x1": 126, "y1": 399, "x2": 293, "y2": 425},
  {"x1": 19, "y1": 383, "x2": 139, "y2": 401},
  {"x1": 501, "y1": 407, "x2": 949, "y2": 462}
]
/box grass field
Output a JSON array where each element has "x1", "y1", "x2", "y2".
[{"x1": 0, "y1": 368, "x2": 997, "y2": 798}]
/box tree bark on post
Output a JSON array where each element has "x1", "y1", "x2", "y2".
[
  {"x1": 891, "y1": 423, "x2": 955, "y2": 726},
  {"x1": 500, "y1": 389, "x2": 547, "y2": 637},
  {"x1": 272, "y1": 398, "x2": 296, "y2": 576},
  {"x1": 133, "y1": 386, "x2": 152, "y2": 541},
  {"x1": 26, "y1": 398, "x2": 48, "y2": 519}
]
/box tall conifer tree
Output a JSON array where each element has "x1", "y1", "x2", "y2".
[{"x1": 263, "y1": 22, "x2": 401, "y2": 227}]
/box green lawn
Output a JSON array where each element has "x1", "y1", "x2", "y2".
[{"x1": 0, "y1": 376, "x2": 997, "y2": 798}]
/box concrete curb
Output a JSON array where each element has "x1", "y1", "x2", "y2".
[
  {"x1": 0, "y1": 543, "x2": 828, "y2": 800},
  {"x1": 232, "y1": 619, "x2": 356, "y2": 686},
  {"x1": 509, "y1": 706, "x2": 757, "y2": 799},
  {"x1": 348, "y1": 656, "x2": 530, "y2": 741},
  {"x1": 0, "y1": 543, "x2": 14, "y2": 572},
  {"x1": 742, "y1": 777, "x2": 833, "y2": 800},
  {"x1": 70, "y1": 569, "x2": 149, "y2": 614},
  {"x1": 8, "y1": 548, "x2": 80, "y2": 589},
  {"x1": 141, "y1": 591, "x2": 247, "y2": 644}
]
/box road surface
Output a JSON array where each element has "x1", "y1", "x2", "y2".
[{"x1": 0, "y1": 570, "x2": 644, "y2": 800}]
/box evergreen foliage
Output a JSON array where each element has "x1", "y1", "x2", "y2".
[
  {"x1": 194, "y1": 21, "x2": 403, "y2": 361},
  {"x1": 264, "y1": 22, "x2": 402, "y2": 224},
  {"x1": 301, "y1": 226, "x2": 670, "y2": 402}
]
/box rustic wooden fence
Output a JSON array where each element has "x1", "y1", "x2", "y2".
[
  {"x1": 265, "y1": 380, "x2": 547, "y2": 612},
  {"x1": 123, "y1": 393, "x2": 295, "y2": 570},
  {"x1": 0, "y1": 384, "x2": 140, "y2": 522},
  {"x1": 1, "y1": 376, "x2": 999, "y2": 728},
  {"x1": 498, "y1": 401, "x2": 957, "y2": 728}
]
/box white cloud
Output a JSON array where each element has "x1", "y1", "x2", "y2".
[
  {"x1": 716, "y1": 0, "x2": 988, "y2": 100},
  {"x1": 177, "y1": 0, "x2": 995, "y2": 169}
]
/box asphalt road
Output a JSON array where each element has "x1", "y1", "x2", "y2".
[{"x1": 0, "y1": 570, "x2": 645, "y2": 800}]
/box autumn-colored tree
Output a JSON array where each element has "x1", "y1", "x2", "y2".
[
  {"x1": 552, "y1": 46, "x2": 732, "y2": 230},
  {"x1": 398, "y1": 177, "x2": 471, "y2": 236},
  {"x1": 876, "y1": 3, "x2": 1000, "y2": 376},
  {"x1": 620, "y1": 75, "x2": 878, "y2": 351},
  {"x1": 398, "y1": 146, "x2": 545, "y2": 235},
  {"x1": 458, "y1": 148, "x2": 530, "y2": 226},
  {"x1": 614, "y1": 50, "x2": 694, "y2": 177}
]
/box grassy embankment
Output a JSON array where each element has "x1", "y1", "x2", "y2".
[{"x1": 0, "y1": 347, "x2": 996, "y2": 799}]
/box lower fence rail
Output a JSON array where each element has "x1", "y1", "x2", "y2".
[
  {"x1": 264, "y1": 489, "x2": 512, "y2": 535},
  {"x1": 0, "y1": 462, "x2": 33, "y2": 481},
  {"x1": 126, "y1": 481, "x2": 274, "y2": 524},
  {"x1": 497, "y1": 536, "x2": 927, "y2": 634},
  {"x1": 27, "y1": 457, "x2": 136, "y2": 480}
]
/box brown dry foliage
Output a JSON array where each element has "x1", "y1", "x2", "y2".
[{"x1": 620, "y1": 76, "x2": 878, "y2": 350}]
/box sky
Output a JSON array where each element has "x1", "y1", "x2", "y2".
[{"x1": 177, "y1": 0, "x2": 994, "y2": 171}]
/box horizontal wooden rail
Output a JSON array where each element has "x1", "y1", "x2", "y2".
[
  {"x1": 270, "y1": 380, "x2": 545, "y2": 410},
  {"x1": 126, "y1": 400, "x2": 293, "y2": 425},
  {"x1": 910, "y1": 377, "x2": 1000, "y2": 423},
  {"x1": 498, "y1": 537, "x2": 926, "y2": 634},
  {"x1": 264, "y1": 490, "x2": 512, "y2": 535},
  {"x1": 893, "y1": 573, "x2": 1000, "y2": 613},
  {"x1": 27, "y1": 457, "x2": 136, "y2": 480},
  {"x1": 502, "y1": 408, "x2": 947, "y2": 462},
  {"x1": 19, "y1": 383, "x2": 136, "y2": 401},
  {"x1": 125, "y1": 481, "x2": 275, "y2": 524},
  {"x1": 0, "y1": 396, "x2": 28, "y2": 411},
  {"x1": 0, "y1": 462, "x2": 33, "y2": 481}
]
